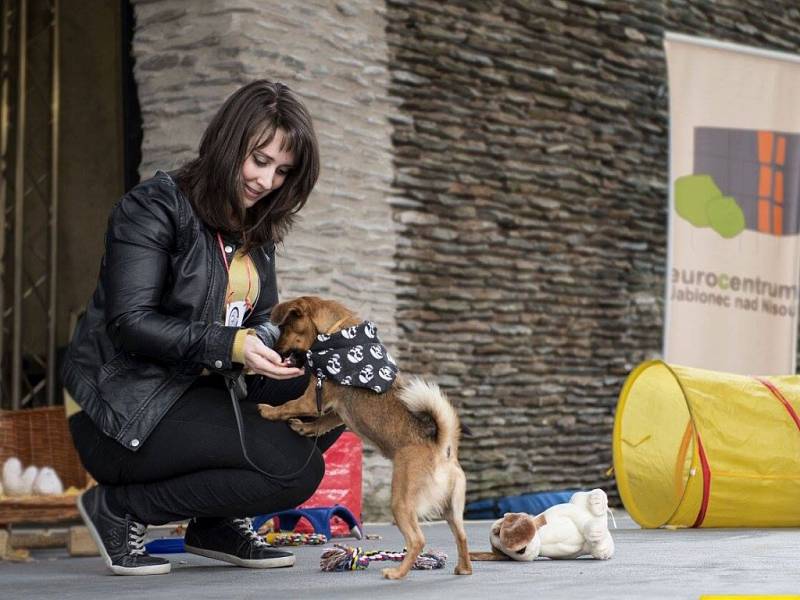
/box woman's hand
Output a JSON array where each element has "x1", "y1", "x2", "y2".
[{"x1": 242, "y1": 334, "x2": 304, "y2": 380}]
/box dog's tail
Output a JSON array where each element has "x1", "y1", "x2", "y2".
[{"x1": 398, "y1": 377, "x2": 460, "y2": 457}]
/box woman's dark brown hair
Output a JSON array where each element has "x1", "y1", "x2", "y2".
[{"x1": 176, "y1": 80, "x2": 320, "y2": 251}]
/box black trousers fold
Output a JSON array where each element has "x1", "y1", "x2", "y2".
[{"x1": 69, "y1": 374, "x2": 343, "y2": 525}]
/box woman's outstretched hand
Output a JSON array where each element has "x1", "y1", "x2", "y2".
[{"x1": 243, "y1": 334, "x2": 304, "y2": 379}]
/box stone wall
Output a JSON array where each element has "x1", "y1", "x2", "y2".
[
  {"x1": 384, "y1": 0, "x2": 800, "y2": 504},
  {"x1": 131, "y1": 0, "x2": 398, "y2": 518}
]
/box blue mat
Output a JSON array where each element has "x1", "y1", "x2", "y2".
[
  {"x1": 146, "y1": 538, "x2": 185, "y2": 554},
  {"x1": 465, "y1": 490, "x2": 578, "y2": 519}
]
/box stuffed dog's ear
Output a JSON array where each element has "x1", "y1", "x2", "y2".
[
  {"x1": 270, "y1": 303, "x2": 303, "y2": 327},
  {"x1": 499, "y1": 513, "x2": 537, "y2": 551}
]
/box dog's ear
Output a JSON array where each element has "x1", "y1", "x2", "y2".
[
  {"x1": 305, "y1": 297, "x2": 351, "y2": 335},
  {"x1": 271, "y1": 302, "x2": 303, "y2": 327}
]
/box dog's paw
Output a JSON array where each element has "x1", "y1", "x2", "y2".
[
  {"x1": 382, "y1": 567, "x2": 406, "y2": 580},
  {"x1": 257, "y1": 404, "x2": 279, "y2": 420},
  {"x1": 454, "y1": 564, "x2": 473, "y2": 575},
  {"x1": 289, "y1": 418, "x2": 316, "y2": 437}
]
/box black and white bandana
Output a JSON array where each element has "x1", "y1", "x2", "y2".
[{"x1": 306, "y1": 321, "x2": 398, "y2": 393}]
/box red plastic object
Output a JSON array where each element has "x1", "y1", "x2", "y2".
[{"x1": 294, "y1": 431, "x2": 362, "y2": 536}]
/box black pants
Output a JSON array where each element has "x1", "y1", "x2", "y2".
[{"x1": 69, "y1": 374, "x2": 343, "y2": 525}]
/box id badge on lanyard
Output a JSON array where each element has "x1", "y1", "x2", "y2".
[{"x1": 225, "y1": 300, "x2": 247, "y2": 327}]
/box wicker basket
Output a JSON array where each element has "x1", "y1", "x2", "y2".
[
  {"x1": 0, "y1": 406, "x2": 90, "y2": 524},
  {"x1": 0, "y1": 405, "x2": 90, "y2": 486}
]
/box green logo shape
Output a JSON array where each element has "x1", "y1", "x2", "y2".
[
  {"x1": 674, "y1": 174, "x2": 745, "y2": 239},
  {"x1": 707, "y1": 195, "x2": 745, "y2": 238},
  {"x1": 675, "y1": 174, "x2": 721, "y2": 227}
]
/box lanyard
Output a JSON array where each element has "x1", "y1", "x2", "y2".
[{"x1": 216, "y1": 232, "x2": 254, "y2": 309}]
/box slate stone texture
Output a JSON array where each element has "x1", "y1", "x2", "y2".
[{"x1": 383, "y1": 0, "x2": 800, "y2": 506}]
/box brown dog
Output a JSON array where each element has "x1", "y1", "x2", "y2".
[{"x1": 257, "y1": 296, "x2": 472, "y2": 579}]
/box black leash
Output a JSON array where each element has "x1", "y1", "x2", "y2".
[{"x1": 227, "y1": 375, "x2": 323, "y2": 482}]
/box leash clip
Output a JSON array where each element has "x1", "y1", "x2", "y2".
[{"x1": 315, "y1": 376, "x2": 323, "y2": 415}]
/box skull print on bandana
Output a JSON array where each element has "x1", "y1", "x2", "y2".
[{"x1": 306, "y1": 321, "x2": 398, "y2": 393}]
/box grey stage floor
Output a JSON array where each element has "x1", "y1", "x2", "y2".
[{"x1": 2, "y1": 513, "x2": 800, "y2": 599}]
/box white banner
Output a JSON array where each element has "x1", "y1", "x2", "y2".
[{"x1": 664, "y1": 33, "x2": 800, "y2": 375}]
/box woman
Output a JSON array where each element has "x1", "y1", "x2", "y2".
[{"x1": 62, "y1": 81, "x2": 341, "y2": 575}]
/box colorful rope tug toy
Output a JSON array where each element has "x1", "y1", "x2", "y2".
[
  {"x1": 144, "y1": 531, "x2": 328, "y2": 554},
  {"x1": 264, "y1": 531, "x2": 327, "y2": 546},
  {"x1": 320, "y1": 544, "x2": 447, "y2": 572}
]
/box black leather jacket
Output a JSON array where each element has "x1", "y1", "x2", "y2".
[{"x1": 61, "y1": 171, "x2": 279, "y2": 451}]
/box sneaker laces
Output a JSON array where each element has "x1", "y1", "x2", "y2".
[
  {"x1": 127, "y1": 520, "x2": 147, "y2": 556},
  {"x1": 232, "y1": 517, "x2": 271, "y2": 548}
]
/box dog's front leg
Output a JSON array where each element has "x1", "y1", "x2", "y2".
[
  {"x1": 288, "y1": 413, "x2": 344, "y2": 437},
  {"x1": 258, "y1": 379, "x2": 319, "y2": 421}
]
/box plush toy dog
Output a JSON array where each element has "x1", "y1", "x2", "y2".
[{"x1": 469, "y1": 489, "x2": 614, "y2": 561}]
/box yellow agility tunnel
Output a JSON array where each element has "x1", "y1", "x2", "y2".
[{"x1": 613, "y1": 360, "x2": 800, "y2": 528}]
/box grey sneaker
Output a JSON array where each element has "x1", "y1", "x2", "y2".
[
  {"x1": 184, "y1": 517, "x2": 295, "y2": 568},
  {"x1": 77, "y1": 485, "x2": 171, "y2": 575}
]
